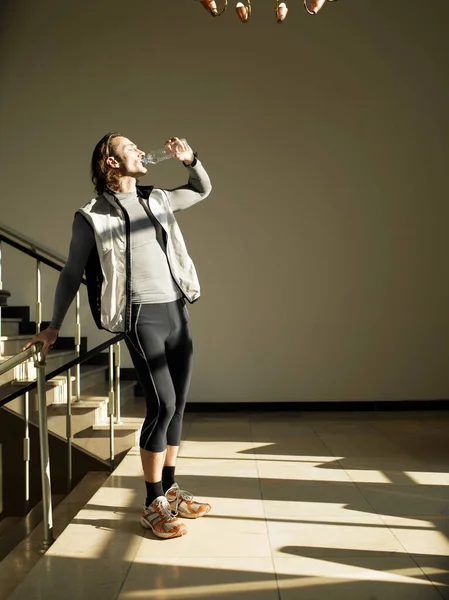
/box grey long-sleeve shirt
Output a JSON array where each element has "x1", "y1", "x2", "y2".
[{"x1": 49, "y1": 158, "x2": 212, "y2": 329}]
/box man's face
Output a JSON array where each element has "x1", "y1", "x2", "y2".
[{"x1": 108, "y1": 136, "x2": 147, "y2": 177}]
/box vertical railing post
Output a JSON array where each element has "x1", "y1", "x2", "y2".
[
  {"x1": 23, "y1": 391, "x2": 31, "y2": 514},
  {"x1": 66, "y1": 368, "x2": 72, "y2": 492},
  {"x1": 35, "y1": 261, "x2": 42, "y2": 334},
  {"x1": 32, "y1": 345, "x2": 54, "y2": 549},
  {"x1": 74, "y1": 292, "x2": 81, "y2": 402},
  {"x1": 114, "y1": 342, "x2": 122, "y2": 425},
  {"x1": 108, "y1": 345, "x2": 115, "y2": 472}
]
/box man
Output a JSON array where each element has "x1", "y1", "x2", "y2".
[{"x1": 23, "y1": 132, "x2": 213, "y2": 539}]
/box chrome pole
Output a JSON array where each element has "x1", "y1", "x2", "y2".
[
  {"x1": 74, "y1": 292, "x2": 81, "y2": 402},
  {"x1": 23, "y1": 391, "x2": 30, "y2": 514},
  {"x1": 66, "y1": 368, "x2": 72, "y2": 492},
  {"x1": 114, "y1": 342, "x2": 122, "y2": 424},
  {"x1": 35, "y1": 260, "x2": 42, "y2": 334},
  {"x1": 33, "y1": 345, "x2": 54, "y2": 548},
  {"x1": 108, "y1": 345, "x2": 115, "y2": 471}
]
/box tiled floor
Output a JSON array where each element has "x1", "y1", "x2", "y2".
[{"x1": 5, "y1": 409, "x2": 449, "y2": 599}]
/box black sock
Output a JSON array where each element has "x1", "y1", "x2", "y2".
[
  {"x1": 162, "y1": 466, "x2": 176, "y2": 493},
  {"x1": 145, "y1": 481, "x2": 164, "y2": 507}
]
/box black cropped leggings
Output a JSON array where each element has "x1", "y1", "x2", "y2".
[{"x1": 125, "y1": 299, "x2": 193, "y2": 453}]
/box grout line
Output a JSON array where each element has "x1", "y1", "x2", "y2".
[
  {"x1": 408, "y1": 554, "x2": 447, "y2": 600},
  {"x1": 249, "y1": 416, "x2": 283, "y2": 600}
]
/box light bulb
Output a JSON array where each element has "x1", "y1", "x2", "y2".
[
  {"x1": 309, "y1": 0, "x2": 326, "y2": 14},
  {"x1": 200, "y1": 0, "x2": 218, "y2": 16},
  {"x1": 236, "y1": 2, "x2": 251, "y2": 22},
  {"x1": 276, "y1": 2, "x2": 288, "y2": 22}
]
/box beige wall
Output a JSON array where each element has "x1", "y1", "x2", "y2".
[{"x1": 1, "y1": 0, "x2": 448, "y2": 402}]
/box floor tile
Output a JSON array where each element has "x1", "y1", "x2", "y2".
[
  {"x1": 111, "y1": 448, "x2": 145, "y2": 477},
  {"x1": 260, "y1": 479, "x2": 377, "y2": 517},
  {"x1": 267, "y1": 514, "x2": 404, "y2": 558},
  {"x1": 175, "y1": 456, "x2": 259, "y2": 478},
  {"x1": 119, "y1": 558, "x2": 278, "y2": 600},
  {"x1": 184, "y1": 418, "x2": 252, "y2": 444},
  {"x1": 171, "y1": 471, "x2": 264, "y2": 504},
  {"x1": 412, "y1": 554, "x2": 449, "y2": 600},
  {"x1": 403, "y1": 471, "x2": 449, "y2": 486},
  {"x1": 356, "y1": 484, "x2": 449, "y2": 516},
  {"x1": 313, "y1": 431, "x2": 418, "y2": 469},
  {"x1": 179, "y1": 440, "x2": 258, "y2": 460},
  {"x1": 8, "y1": 555, "x2": 131, "y2": 600},
  {"x1": 251, "y1": 436, "x2": 337, "y2": 462},
  {"x1": 256, "y1": 459, "x2": 352, "y2": 484},
  {"x1": 250, "y1": 418, "x2": 319, "y2": 440},
  {"x1": 386, "y1": 516, "x2": 449, "y2": 556},
  {"x1": 344, "y1": 469, "x2": 449, "y2": 486},
  {"x1": 273, "y1": 555, "x2": 444, "y2": 599}
]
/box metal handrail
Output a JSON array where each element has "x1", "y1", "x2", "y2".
[
  {"x1": 0, "y1": 342, "x2": 42, "y2": 378},
  {"x1": 0, "y1": 334, "x2": 126, "y2": 409},
  {"x1": 0, "y1": 222, "x2": 126, "y2": 549},
  {"x1": 0, "y1": 335, "x2": 126, "y2": 548},
  {"x1": 0, "y1": 227, "x2": 87, "y2": 283},
  {"x1": 0, "y1": 342, "x2": 54, "y2": 547},
  {"x1": 0, "y1": 224, "x2": 67, "y2": 270}
]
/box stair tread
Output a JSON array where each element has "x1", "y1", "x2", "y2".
[
  {"x1": 0, "y1": 381, "x2": 20, "y2": 399},
  {"x1": 0, "y1": 378, "x2": 136, "y2": 401},
  {"x1": 50, "y1": 381, "x2": 136, "y2": 407},
  {"x1": 69, "y1": 398, "x2": 107, "y2": 408},
  {"x1": 0, "y1": 318, "x2": 23, "y2": 323},
  {"x1": 92, "y1": 418, "x2": 143, "y2": 431},
  {"x1": 79, "y1": 380, "x2": 136, "y2": 399},
  {"x1": 0, "y1": 354, "x2": 105, "y2": 369},
  {"x1": 80, "y1": 364, "x2": 108, "y2": 374}
]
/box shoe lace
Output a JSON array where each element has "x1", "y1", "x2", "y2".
[
  {"x1": 180, "y1": 489, "x2": 194, "y2": 502},
  {"x1": 155, "y1": 497, "x2": 177, "y2": 519}
]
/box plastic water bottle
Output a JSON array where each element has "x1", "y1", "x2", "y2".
[{"x1": 142, "y1": 147, "x2": 174, "y2": 165}]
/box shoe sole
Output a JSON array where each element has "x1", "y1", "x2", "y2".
[{"x1": 140, "y1": 516, "x2": 187, "y2": 539}]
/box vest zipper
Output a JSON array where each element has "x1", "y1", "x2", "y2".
[{"x1": 112, "y1": 198, "x2": 133, "y2": 331}]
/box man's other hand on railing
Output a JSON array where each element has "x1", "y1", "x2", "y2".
[{"x1": 22, "y1": 327, "x2": 59, "y2": 355}]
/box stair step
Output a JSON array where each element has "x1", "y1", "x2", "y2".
[
  {"x1": 0, "y1": 350, "x2": 71, "y2": 387},
  {"x1": 78, "y1": 365, "x2": 108, "y2": 391},
  {"x1": 1, "y1": 375, "x2": 135, "y2": 409},
  {"x1": 0, "y1": 319, "x2": 22, "y2": 336},
  {"x1": 92, "y1": 417, "x2": 142, "y2": 431},
  {"x1": 0, "y1": 306, "x2": 30, "y2": 322},
  {"x1": 1, "y1": 358, "x2": 106, "y2": 396},
  {"x1": 71, "y1": 400, "x2": 106, "y2": 409},
  {"x1": 0, "y1": 336, "x2": 87, "y2": 357},
  {"x1": 79, "y1": 380, "x2": 136, "y2": 400}
]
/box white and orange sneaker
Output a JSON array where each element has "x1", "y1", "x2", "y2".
[
  {"x1": 141, "y1": 496, "x2": 187, "y2": 539},
  {"x1": 165, "y1": 483, "x2": 211, "y2": 519}
]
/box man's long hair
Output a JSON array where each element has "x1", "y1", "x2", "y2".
[{"x1": 91, "y1": 132, "x2": 123, "y2": 195}]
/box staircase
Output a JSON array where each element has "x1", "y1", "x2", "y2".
[
  {"x1": 0, "y1": 226, "x2": 145, "y2": 565},
  {"x1": 0, "y1": 304, "x2": 143, "y2": 493}
]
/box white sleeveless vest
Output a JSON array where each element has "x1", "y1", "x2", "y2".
[{"x1": 79, "y1": 188, "x2": 200, "y2": 333}]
